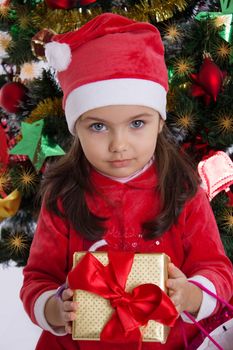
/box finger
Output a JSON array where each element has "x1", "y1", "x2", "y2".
[
  {"x1": 168, "y1": 263, "x2": 186, "y2": 279},
  {"x1": 62, "y1": 288, "x2": 74, "y2": 301},
  {"x1": 166, "y1": 278, "x2": 179, "y2": 290},
  {"x1": 63, "y1": 311, "x2": 77, "y2": 323},
  {"x1": 63, "y1": 301, "x2": 78, "y2": 312},
  {"x1": 167, "y1": 288, "x2": 174, "y2": 297},
  {"x1": 65, "y1": 322, "x2": 72, "y2": 334}
]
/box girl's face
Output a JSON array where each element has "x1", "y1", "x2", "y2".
[{"x1": 75, "y1": 105, "x2": 164, "y2": 178}]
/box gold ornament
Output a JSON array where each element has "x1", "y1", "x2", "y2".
[
  {"x1": 214, "y1": 42, "x2": 231, "y2": 62},
  {"x1": 164, "y1": 24, "x2": 182, "y2": 42},
  {"x1": 213, "y1": 111, "x2": 233, "y2": 134},
  {"x1": 13, "y1": 168, "x2": 38, "y2": 195},
  {"x1": 5, "y1": 232, "x2": 29, "y2": 256},
  {"x1": 172, "y1": 109, "x2": 198, "y2": 131},
  {"x1": 173, "y1": 57, "x2": 195, "y2": 77},
  {"x1": 213, "y1": 15, "x2": 229, "y2": 28},
  {"x1": 0, "y1": 1, "x2": 10, "y2": 17},
  {"x1": 0, "y1": 189, "x2": 21, "y2": 221},
  {"x1": 221, "y1": 207, "x2": 233, "y2": 233},
  {"x1": 31, "y1": 28, "x2": 56, "y2": 60}
]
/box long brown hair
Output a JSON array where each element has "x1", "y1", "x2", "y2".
[{"x1": 40, "y1": 124, "x2": 200, "y2": 240}]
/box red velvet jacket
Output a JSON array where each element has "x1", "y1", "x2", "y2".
[{"x1": 20, "y1": 164, "x2": 233, "y2": 350}]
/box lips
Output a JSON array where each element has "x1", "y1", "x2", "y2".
[{"x1": 109, "y1": 159, "x2": 131, "y2": 168}]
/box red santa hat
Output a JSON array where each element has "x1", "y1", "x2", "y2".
[{"x1": 45, "y1": 13, "x2": 168, "y2": 135}]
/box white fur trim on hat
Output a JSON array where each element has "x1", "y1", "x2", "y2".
[
  {"x1": 45, "y1": 42, "x2": 72, "y2": 72},
  {"x1": 65, "y1": 78, "x2": 167, "y2": 134}
]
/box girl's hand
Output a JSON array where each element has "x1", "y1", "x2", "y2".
[
  {"x1": 60, "y1": 288, "x2": 78, "y2": 334},
  {"x1": 44, "y1": 287, "x2": 78, "y2": 334},
  {"x1": 166, "y1": 263, "x2": 203, "y2": 315}
]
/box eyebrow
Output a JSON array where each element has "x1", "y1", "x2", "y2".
[{"x1": 81, "y1": 113, "x2": 154, "y2": 123}]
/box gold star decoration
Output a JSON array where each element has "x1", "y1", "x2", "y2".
[
  {"x1": 173, "y1": 110, "x2": 198, "y2": 131},
  {"x1": 173, "y1": 57, "x2": 195, "y2": 77},
  {"x1": 164, "y1": 24, "x2": 182, "y2": 42},
  {"x1": 220, "y1": 207, "x2": 233, "y2": 234},
  {"x1": 213, "y1": 111, "x2": 233, "y2": 134},
  {"x1": 5, "y1": 232, "x2": 29, "y2": 256},
  {"x1": 0, "y1": 3, "x2": 10, "y2": 18},
  {"x1": 213, "y1": 15, "x2": 229, "y2": 28},
  {"x1": 214, "y1": 42, "x2": 232, "y2": 62},
  {"x1": 12, "y1": 167, "x2": 39, "y2": 195}
]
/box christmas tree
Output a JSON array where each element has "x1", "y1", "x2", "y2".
[{"x1": 0, "y1": 0, "x2": 232, "y2": 266}]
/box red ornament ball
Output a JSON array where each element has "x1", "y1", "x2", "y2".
[
  {"x1": 79, "y1": 0, "x2": 97, "y2": 5},
  {"x1": 0, "y1": 82, "x2": 27, "y2": 114},
  {"x1": 45, "y1": 0, "x2": 78, "y2": 9}
]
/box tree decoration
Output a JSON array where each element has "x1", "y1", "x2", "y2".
[
  {"x1": 0, "y1": 31, "x2": 12, "y2": 57},
  {"x1": 45, "y1": 0, "x2": 79, "y2": 9},
  {"x1": 198, "y1": 151, "x2": 233, "y2": 201},
  {"x1": 19, "y1": 61, "x2": 45, "y2": 82},
  {"x1": 11, "y1": 166, "x2": 39, "y2": 196},
  {"x1": 163, "y1": 24, "x2": 182, "y2": 43},
  {"x1": 0, "y1": 81, "x2": 28, "y2": 114},
  {"x1": 9, "y1": 119, "x2": 65, "y2": 171},
  {"x1": 140, "y1": 0, "x2": 189, "y2": 22},
  {"x1": 0, "y1": 124, "x2": 9, "y2": 167},
  {"x1": 220, "y1": 207, "x2": 233, "y2": 233},
  {"x1": 214, "y1": 41, "x2": 232, "y2": 62},
  {"x1": 220, "y1": 0, "x2": 233, "y2": 14},
  {"x1": 28, "y1": 97, "x2": 63, "y2": 122},
  {"x1": 5, "y1": 232, "x2": 29, "y2": 257},
  {"x1": 0, "y1": 0, "x2": 11, "y2": 17},
  {"x1": 79, "y1": 0, "x2": 97, "y2": 5},
  {"x1": 0, "y1": 189, "x2": 21, "y2": 221},
  {"x1": 190, "y1": 55, "x2": 226, "y2": 105},
  {"x1": 173, "y1": 57, "x2": 195, "y2": 77},
  {"x1": 227, "y1": 190, "x2": 233, "y2": 206},
  {"x1": 213, "y1": 111, "x2": 233, "y2": 135},
  {"x1": 30, "y1": 4, "x2": 98, "y2": 33},
  {"x1": 31, "y1": 28, "x2": 55, "y2": 59},
  {"x1": 172, "y1": 109, "x2": 198, "y2": 131}
]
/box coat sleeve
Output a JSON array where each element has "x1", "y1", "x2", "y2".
[
  {"x1": 20, "y1": 201, "x2": 70, "y2": 325},
  {"x1": 181, "y1": 187, "x2": 233, "y2": 304}
]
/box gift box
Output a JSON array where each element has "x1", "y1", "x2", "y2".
[{"x1": 68, "y1": 251, "x2": 177, "y2": 344}]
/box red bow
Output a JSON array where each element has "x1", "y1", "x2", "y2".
[{"x1": 68, "y1": 251, "x2": 178, "y2": 344}]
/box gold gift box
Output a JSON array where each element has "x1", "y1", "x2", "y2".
[{"x1": 72, "y1": 252, "x2": 170, "y2": 343}]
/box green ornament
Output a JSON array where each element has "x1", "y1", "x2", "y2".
[
  {"x1": 220, "y1": 0, "x2": 233, "y2": 14},
  {"x1": 9, "y1": 120, "x2": 65, "y2": 171},
  {"x1": 195, "y1": 12, "x2": 233, "y2": 44},
  {"x1": 168, "y1": 66, "x2": 175, "y2": 83}
]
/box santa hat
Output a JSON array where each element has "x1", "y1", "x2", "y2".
[{"x1": 45, "y1": 13, "x2": 168, "y2": 135}]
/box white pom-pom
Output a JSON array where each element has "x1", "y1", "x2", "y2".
[{"x1": 45, "y1": 42, "x2": 71, "y2": 72}]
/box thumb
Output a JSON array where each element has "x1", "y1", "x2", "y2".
[{"x1": 168, "y1": 263, "x2": 185, "y2": 279}]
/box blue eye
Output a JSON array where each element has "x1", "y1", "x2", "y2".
[
  {"x1": 90, "y1": 123, "x2": 106, "y2": 132},
  {"x1": 131, "y1": 120, "x2": 144, "y2": 128}
]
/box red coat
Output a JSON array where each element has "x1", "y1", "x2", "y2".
[{"x1": 20, "y1": 165, "x2": 233, "y2": 350}]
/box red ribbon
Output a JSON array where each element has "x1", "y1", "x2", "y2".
[{"x1": 68, "y1": 251, "x2": 178, "y2": 344}]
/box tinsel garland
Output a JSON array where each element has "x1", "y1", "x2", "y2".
[{"x1": 29, "y1": 0, "x2": 192, "y2": 33}]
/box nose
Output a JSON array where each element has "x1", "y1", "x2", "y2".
[{"x1": 109, "y1": 131, "x2": 128, "y2": 153}]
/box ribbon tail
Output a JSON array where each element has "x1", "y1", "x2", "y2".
[{"x1": 100, "y1": 312, "x2": 142, "y2": 343}]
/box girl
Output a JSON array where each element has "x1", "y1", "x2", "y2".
[{"x1": 20, "y1": 13, "x2": 233, "y2": 350}]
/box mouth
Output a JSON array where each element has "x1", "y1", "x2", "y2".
[{"x1": 109, "y1": 159, "x2": 132, "y2": 168}]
